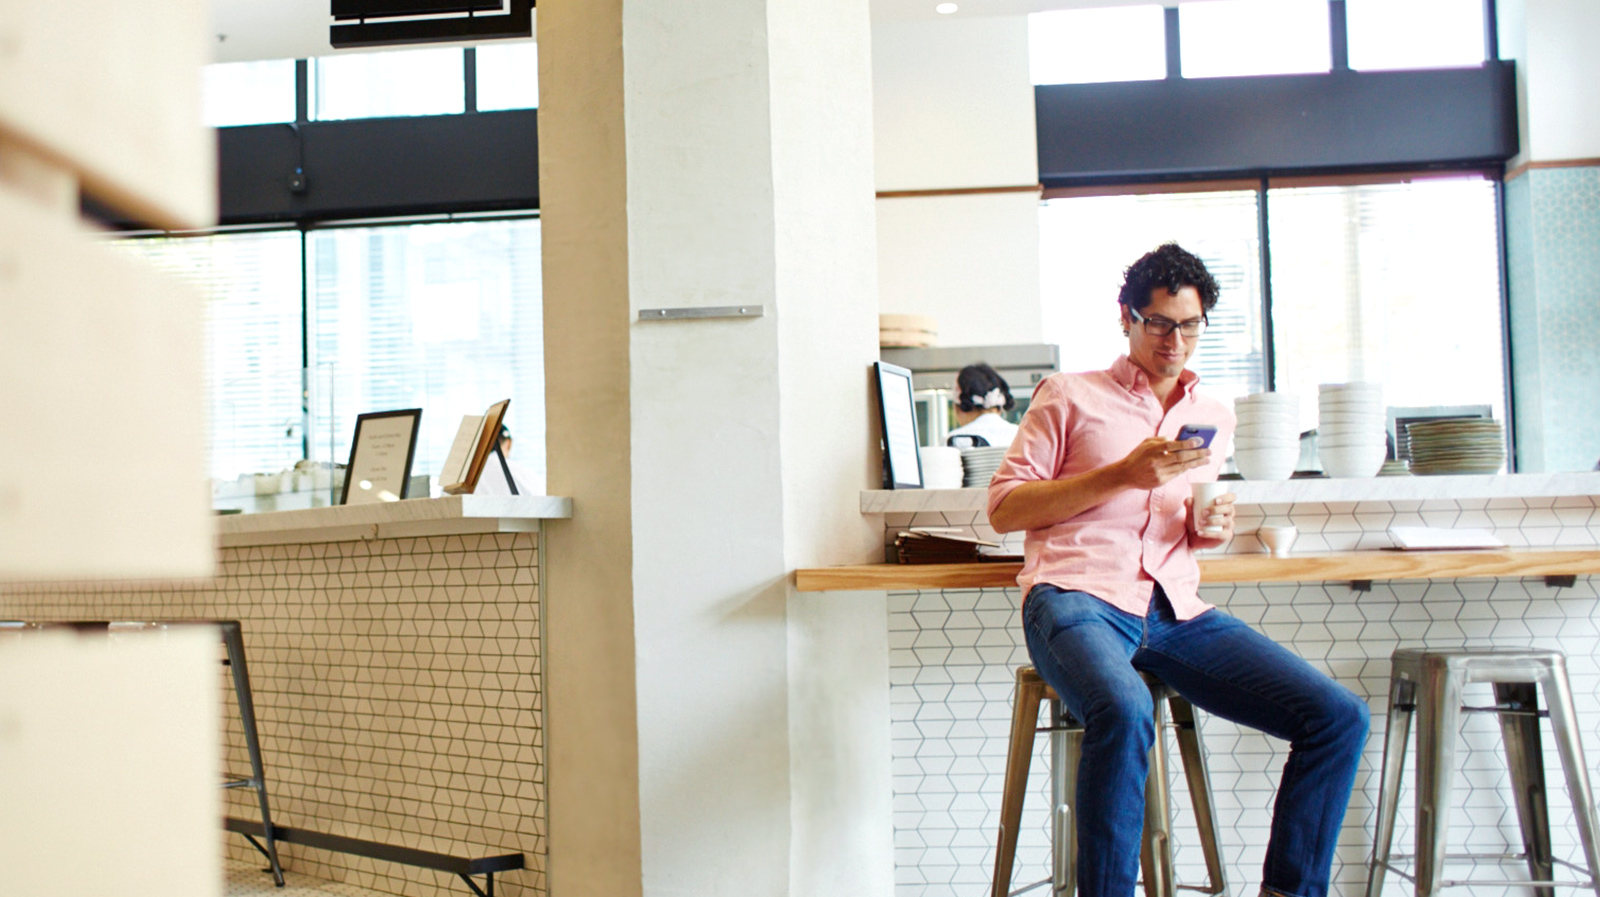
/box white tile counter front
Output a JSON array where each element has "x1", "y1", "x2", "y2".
[
  {"x1": 854, "y1": 474, "x2": 1600, "y2": 897},
  {"x1": 0, "y1": 495, "x2": 572, "y2": 897}
]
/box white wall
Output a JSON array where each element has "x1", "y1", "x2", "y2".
[
  {"x1": 876, "y1": 190, "x2": 1044, "y2": 345},
  {"x1": 872, "y1": 16, "x2": 1036, "y2": 192},
  {"x1": 872, "y1": 15, "x2": 1046, "y2": 348},
  {"x1": 1502, "y1": 0, "x2": 1600, "y2": 166}
]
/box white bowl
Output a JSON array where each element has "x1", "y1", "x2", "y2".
[
  {"x1": 1235, "y1": 407, "x2": 1300, "y2": 425},
  {"x1": 1319, "y1": 441, "x2": 1386, "y2": 477},
  {"x1": 1233, "y1": 447, "x2": 1299, "y2": 481},
  {"x1": 1318, "y1": 412, "x2": 1382, "y2": 425},
  {"x1": 1319, "y1": 381, "x2": 1384, "y2": 394},
  {"x1": 1237, "y1": 390, "x2": 1300, "y2": 403},
  {"x1": 1256, "y1": 525, "x2": 1299, "y2": 558}
]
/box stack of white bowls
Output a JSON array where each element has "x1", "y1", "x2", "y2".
[
  {"x1": 1232, "y1": 392, "x2": 1300, "y2": 480},
  {"x1": 1317, "y1": 382, "x2": 1388, "y2": 477}
]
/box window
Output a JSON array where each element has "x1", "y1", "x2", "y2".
[
  {"x1": 1346, "y1": 0, "x2": 1486, "y2": 72},
  {"x1": 307, "y1": 219, "x2": 545, "y2": 492},
  {"x1": 475, "y1": 41, "x2": 540, "y2": 111},
  {"x1": 202, "y1": 59, "x2": 297, "y2": 127},
  {"x1": 109, "y1": 232, "x2": 305, "y2": 480},
  {"x1": 310, "y1": 47, "x2": 466, "y2": 121},
  {"x1": 1180, "y1": 0, "x2": 1331, "y2": 79},
  {"x1": 1029, "y1": 5, "x2": 1167, "y2": 86},
  {"x1": 1268, "y1": 176, "x2": 1504, "y2": 426},
  {"x1": 108, "y1": 217, "x2": 545, "y2": 497},
  {"x1": 1040, "y1": 189, "x2": 1265, "y2": 404},
  {"x1": 1039, "y1": 175, "x2": 1506, "y2": 436}
]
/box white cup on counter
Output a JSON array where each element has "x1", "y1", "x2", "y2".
[{"x1": 1258, "y1": 525, "x2": 1299, "y2": 558}]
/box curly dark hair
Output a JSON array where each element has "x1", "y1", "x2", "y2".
[
  {"x1": 955, "y1": 362, "x2": 1015, "y2": 413},
  {"x1": 1117, "y1": 242, "x2": 1220, "y2": 316}
]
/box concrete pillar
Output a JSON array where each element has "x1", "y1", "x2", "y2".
[{"x1": 538, "y1": 0, "x2": 889, "y2": 891}]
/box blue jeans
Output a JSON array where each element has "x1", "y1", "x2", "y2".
[{"x1": 1022, "y1": 584, "x2": 1368, "y2": 897}]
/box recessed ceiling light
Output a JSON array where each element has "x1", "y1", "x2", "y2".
[{"x1": 936, "y1": 2, "x2": 958, "y2": 13}]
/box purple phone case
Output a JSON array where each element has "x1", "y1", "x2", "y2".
[{"x1": 1178, "y1": 424, "x2": 1217, "y2": 448}]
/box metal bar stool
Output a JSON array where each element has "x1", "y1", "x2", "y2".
[
  {"x1": 1368, "y1": 647, "x2": 1600, "y2": 897},
  {"x1": 0, "y1": 619, "x2": 285, "y2": 887},
  {"x1": 992, "y1": 666, "x2": 1228, "y2": 897}
]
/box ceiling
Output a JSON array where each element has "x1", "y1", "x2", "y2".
[{"x1": 210, "y1": 0, "x2": 1186, "y2": 63}]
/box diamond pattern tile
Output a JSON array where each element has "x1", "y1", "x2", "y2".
[{"x1": 0, "y1": 532, "x2": 546, "y2": 897}]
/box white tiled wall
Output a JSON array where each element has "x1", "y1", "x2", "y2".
[
  {"x1": 0, "y1": 532, "x2": 546, "y2": 897},
  {"x1": 887, "y1": 494, "x2": 1600, "y2": 897}
]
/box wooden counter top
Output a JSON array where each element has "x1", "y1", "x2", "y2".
[{"x1": 793, "y1": 548, "x2": 1600, "y2": 592}]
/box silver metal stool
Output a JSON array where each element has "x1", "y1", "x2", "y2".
[
  {"x1": 992, "y1": 666, "x2": 1227, "y2": 897},
  {"x1": 1368, "y1": 647, "x2": 1600, "y2": 897}
]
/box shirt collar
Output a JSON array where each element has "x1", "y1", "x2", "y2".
[{"x1": 1110, "y1": 355, "x2": 1203, "y2": 401}]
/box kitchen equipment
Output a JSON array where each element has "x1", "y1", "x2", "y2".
[{"x1": 880, "y1": 344, "x2": 1060, "y2": 448}]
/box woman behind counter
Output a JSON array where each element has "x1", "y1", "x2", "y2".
[{"x1": 947, "y1": 362, "x2": 1020, "y2": 449}]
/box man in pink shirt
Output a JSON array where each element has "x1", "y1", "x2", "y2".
[{"x1": 989, "y1": 243, "x2": 1366, "y2": 897}]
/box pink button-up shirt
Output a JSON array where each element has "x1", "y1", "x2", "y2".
[{"x1": 986, "y1": 356, "x2": 1234, "y2": 621}]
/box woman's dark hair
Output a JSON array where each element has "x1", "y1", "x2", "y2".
[
  {"x1": 1117, "y1": 242, "x2": 1221, "y2": 315},
  {"x1": 956, "y1": 362, "x2": 1015, "y2": 413}
]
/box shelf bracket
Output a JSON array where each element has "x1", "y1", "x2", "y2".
[
  {"x1": 1546, "y1": 575, "x2": 1577, "y2": 589},
  {"x1": 1349, "y1": 579, "x2": 1372, "y2": 593}
]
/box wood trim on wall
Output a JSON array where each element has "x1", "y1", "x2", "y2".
[
  {"x1": 875, "y1": 184, "x2": 1042, "y2": 200},
  {"x1": 1504, "y1": 157, "x2": 1600, "y2": 183},
  {"x1": 1042, "y1": 179, "x2": 1259, "y2": 200}
]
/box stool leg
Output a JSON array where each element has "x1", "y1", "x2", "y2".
[
  {"x1": 1142, "y1": 684, "x2": 1175, "y2": 897},
  {"x1": 1052, "y1": 696, "x2": 1082, "y2": 897},
  {"x1": 1541, "y1": 665, "x2": 1600, "y2": 896},
  {"x1": 223, "y1": 621, "x2": 284, "y2": 887},
  {"x1": 1415, "y1": 667, "x2": 1465, "y2": 897},
  {"x1": 1169, "y1": 694, "x2": 1227, "y2": 896},
  {"x1": 1495, "y1": 682, "x2": 1554, "y2": 897},
  {"x1": 995, "y1": 674, "x2": 1046, "y2": 897},
  {"x1": 1369, "y1": 676, "x2": 1416, "y2": 897}
]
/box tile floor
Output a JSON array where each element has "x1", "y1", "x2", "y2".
[{"x1": 225, "y1": 858, "x2": 388, "y2": 897}]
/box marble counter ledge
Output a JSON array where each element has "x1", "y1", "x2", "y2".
[
  {"x1": 217, "y1": 494, "x2": 574, "y2": 547},
  {"x1": 861, "y1": 471, "x2": 1600, "y2": 514}
]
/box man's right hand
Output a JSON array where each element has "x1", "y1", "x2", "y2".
[{"x1": 1114, "y1": 436, "x2": 1212, "y2": 490}]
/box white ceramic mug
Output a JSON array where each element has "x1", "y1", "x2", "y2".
[{"x1": 1191, "y1": 481, "x2": 1228, "y2": 537}]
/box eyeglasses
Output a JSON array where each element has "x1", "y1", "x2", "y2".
[{"x1": 1128, "y1": 307, "x2": 1206, "y2": 338}]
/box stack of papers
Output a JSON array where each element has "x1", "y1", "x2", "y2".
[
  {"x1": 895, "y1": 528, "x2": 1000, "y2": 564},
  {"x1": 1387, "y1": 526, "x2": 1506, "y2": 550}
]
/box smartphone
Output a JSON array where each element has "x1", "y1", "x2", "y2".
[{"x1": 1176, "y1": 424, "x2": 1218, "y2": 449}]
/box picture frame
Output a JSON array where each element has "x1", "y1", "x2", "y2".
[
  {"x1": 874, "y1": 361, "x2": 924, "y2": 490},
  {"x1": 340, "y1": 408, "x2": 423, "y2": 505},
  {"x1": 441, "y1": 399, "x2": 511, "y2": 495}
]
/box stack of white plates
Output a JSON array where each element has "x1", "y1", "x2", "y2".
[
  {"x1": 961, "y1": 446, "x2": 1009, "y2": 488},
  {"x1": 1406, "y1": 418, "x2": 1505, "y2": 475},
  {"x1": 1318, "y1": 382, "x2": 1387, "y2": 478},
  {"x1": 1233, "y1": 392, "x2": 1299, "y2": 480},
  {"x1": 919, "y1": 446, "x2": 965, "y2": 489}
]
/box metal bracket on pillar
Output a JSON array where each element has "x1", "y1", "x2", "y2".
[{"x1": 637, "y1": 305, "x2": 765, "y2": 321}]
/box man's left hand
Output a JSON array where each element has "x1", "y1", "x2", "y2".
[{"x1": 1187, "y1": 491, "x2": 1236, "y2": 546}]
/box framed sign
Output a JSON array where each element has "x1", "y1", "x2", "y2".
[
  {"x1": 340, "y1": 408, "x2": 423, "y2": 505},
  {"x1": 874, "y1": 361, "x2": 924, "y2": 490}
]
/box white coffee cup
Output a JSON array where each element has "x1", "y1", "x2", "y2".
[
  {"x1": 1258, "y1": 525, "x2": 1299, "y2": 558},
  {"x1": 1190, "y1": 481, "x2": 1228, "y2": 537}
]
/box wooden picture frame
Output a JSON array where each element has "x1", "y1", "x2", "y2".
[
  {"x1": 441, "y1": 399, "x2": 511, "y2": 495},
  {"x1": 340, "y1": 408, "x2": 423, "y2": 505},
  {"x1": 875, "y1": 361, "x2": 924, "y2": 490}
]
